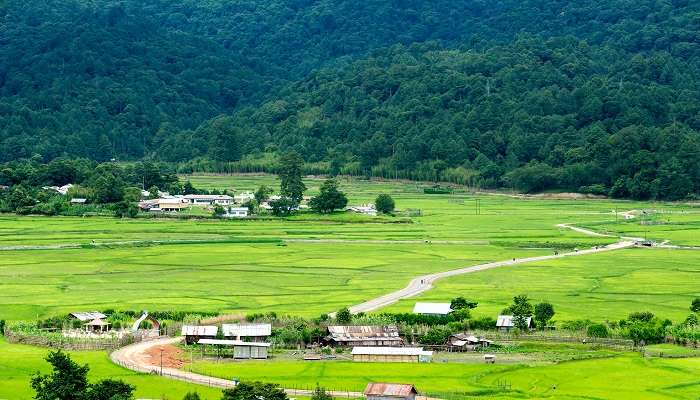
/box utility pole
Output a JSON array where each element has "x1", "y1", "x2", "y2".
[{"x1": 159, "y1": 346, "x2": 164, "y2": 376}]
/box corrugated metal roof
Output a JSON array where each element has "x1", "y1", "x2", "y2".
[
  {"x1": 364, "y1": 383, "x2": 417, "y2": 397},
  {"x1": 327, "y1": 325, "x2": 401, "y2": 340},
  {"x1": 70, "y1": 312, "x2": 106, "y2": 321},
  {"x1": 496, "y1": 315, "x2": 532, "y2": 327},
  {"x1": 351, "y1": 347, "x2": 432, "y2": 356},
  {"x1": 222, "y1": 323, "x2": 272, "y2": 337},
  {"x1": 184, "y1": 195, "x2": 233, "y2": 200},
  {"x1": 181, "y1": 325, "x2": 218, "y2": 336},
  {"x1": 197, "y1": 339, "x2": 271, "y2": 347},
  {"x1": 412, "y1": 302, "x2": 452, "y2": 315}
]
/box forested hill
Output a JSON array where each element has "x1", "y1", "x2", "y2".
[{"x1": 1, "y1": 0, "x2": 699, "y2": 199}]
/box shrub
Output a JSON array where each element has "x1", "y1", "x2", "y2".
[
  {"x1": 375, "y1": 194, "x2": 395, "y2": 214},
  {"x1": 587, "y1": 324, "x2": 609, "y2": 338}
]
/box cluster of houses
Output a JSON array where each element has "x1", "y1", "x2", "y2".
[
  {"x1": 181, "y1": 323, "x2": 272, "y2": 359},
  {"x1": 413, "y1": 302, "x2": 535, "y2": 332},
  {"x1": 139, "y1": 193, "x2": 251, "y2": 217}
]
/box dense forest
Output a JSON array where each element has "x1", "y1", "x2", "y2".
[{"x1": 1, "y1": 0, "x2": 699, "y2": 199}]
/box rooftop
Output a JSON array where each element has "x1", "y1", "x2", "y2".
[
  {"x1": 412, "y1": 302, "x2": 452, "y2": 315},
  {"x1": 364, "y1": 383, "x2": 418, "y2": 397},
  {"x1": 70, "y1": 311, "x2": 107, "y2": 322},
  {"x1": 351, "y1": 347, "x2": 432, "y2": 356},
  {"x1": 197, "y1": 339, "x2": 271, "y2": 347},
  {"x1": 222, "y1": 323, "x2": 272, "y2": 337},
  {"x1": 181, "y1": 325, "x2": 218, "y2": 336}
]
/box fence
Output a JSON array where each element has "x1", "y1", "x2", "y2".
[{"x1": 5, "y1": 329, "x2": 140, "y2": 351}]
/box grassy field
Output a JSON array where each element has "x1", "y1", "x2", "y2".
[
  {"x1": 0, "y1": 338, "x2": 221, "y2": 400},
  {"x1": 385, "y1": 247, "x2": 700, "y2": 321},
  {"x1": 189, "y1": 352, "x2": 700, "y2": 399}
]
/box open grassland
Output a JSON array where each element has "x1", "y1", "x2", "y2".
[
  {"x1": 0, "y1": 242, "x2": 547, "y2": 320},
  {"x1": 582, "y1": 211, "x2": 700, "y2": 246},
  {"x1": 189, "y1": 352, "x2": 700, "y2": 400},
  {"x1": 0, "y1": 338, "x2": 221, "y2": 400},
  {"x1": 385, "y1": 248, "x2": 700, "y2": 321}
]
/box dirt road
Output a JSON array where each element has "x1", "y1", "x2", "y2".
[{"x1": 111, "y1": 337, "x2": 364, "y2": 397}]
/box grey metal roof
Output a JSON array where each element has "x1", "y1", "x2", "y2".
[
  {"x1": 222, "y1": 323, "x2": 272, "y2": 337},
  {"x1": 327, "y1": 325, "x2": 401, "y2": 341},
  {"x1": 181, "y1": 325, "x2": 218, "y2": 336},
  {"x1": 70, "y1": 311, "x2": 107, "y2": 321}
]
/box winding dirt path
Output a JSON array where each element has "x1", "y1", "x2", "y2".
[{"x1": 110, "y1": 337, "x2": 364, "y2": 397}]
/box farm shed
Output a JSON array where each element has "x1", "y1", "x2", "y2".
[
  {"x1": 70, "y1": 312, "x2": 107, "y2": 322},
  {"x1": 326, "y1": 325, "x2": 404, "y2": 347},
  {"x1": 351, "y1": 347, "x2": 432, "y2": 363},
  {"x1": 412, "y1": 302, "x2": 452, "y2": 316},
  {"x1": 364, "y1": 383, "x2": 418, "y2": 400},
  {"x1": 496, "y1": 315, "x2": 535, "y2": 332},
  {"x1": 181, "y1": 325, "x2": 218, "y2": 345},
  {"x1": 447, "y1": 333, "x2": 492, "y2": 351},
  {"x1": 222, "y1": 323, "x2": 271, "y2": 341},
  {"x1": 197, "y1": 339, "x2": 270, "y2": 359}
]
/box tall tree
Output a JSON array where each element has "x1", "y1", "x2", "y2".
[
  {"x1": 309, "y1": 178, "x2": 347, "y2": 213},
  {"x1": 277, "y1": 152, "x2": 306, "y2": 204}
]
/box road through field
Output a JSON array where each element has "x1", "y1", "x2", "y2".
[
  {"x1": 347, "y1": 238, "x2": 635, "y2": 314},
  {"x1": 110, "y1": 337, "x2": 364, "y2": 397}
]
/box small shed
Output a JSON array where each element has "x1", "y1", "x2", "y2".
[
  {"x1": 447, "y1": 333, "x2": 493, "y2": 351},
  {"x1": 222, "y1": 323, "x2": 272, "y2": 341},
  {"x1": 181, "y1": 325, "x2": 218, "y2": 345},
  {"x1": 364, "y1": 383, "x2": 418, "y2": 400},
  {"x1": 484, "y1": 354, "x2": 496, "y2": 364},
  {"x1": 224, "y1": 207, "x2": 249, "y2": 218},
  {"x1": 326, "y1": 325, "x2": 404, "y2": 347},
  {"x1": 412, "y1": 302, "x2": 452, "y2": 317},
  {"x1": 197, "y1": 339, "x2": 270, "y2": 359},
  {"x1": 84, "y1": 318, "x2": 110, "y2": 333},
  {"x1": 351, "y1": 347, "x2": 432, "y2": 363},
  {"x1": 496, "y1": 315, "x2": 535, "y2": 332}
]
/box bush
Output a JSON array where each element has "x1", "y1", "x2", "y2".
[
  {"x1": 375, "y1": 194, "x2": 395, "y2": 214},
  {"x1": 587, "y1": 324, "x2": 609, "y2": 338}
]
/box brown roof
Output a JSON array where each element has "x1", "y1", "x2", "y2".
[{"x1": 364, "y1": 383, "x2": 417, "y2": 397}]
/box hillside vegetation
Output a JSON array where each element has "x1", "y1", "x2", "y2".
[{"x1": 1, "y1": 0, "x2": 699, "y2": 198}]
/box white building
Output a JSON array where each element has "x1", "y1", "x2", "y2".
[
  {"x1": 496, "y1": 315, "x2": 535, "y2": 332},
  {"x1": 351, "y1": 347, "x2": 433, "y2": 363},
  {"x1": 234, "y1": 192, "x2": 255, "y2": 204},
  {"x1": 222, "y1": 323, "x2": 272, "y2": 342},
  {"x1": 224, "y1": 207, "x2": 249, "y2": 218},
  {"x1": 412, "y1": 302, "x2": 452, "y2": 317},
  {"x1": 348, "y1": 204, "x2": 377, "y2": 216},
  {"x1": 184, "y1": 194, "x2": 233, "y2": 206}
]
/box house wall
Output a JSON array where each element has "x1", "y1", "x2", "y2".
[{"x1": 353, "y1": 354, "x2": 418, "y2": 363}]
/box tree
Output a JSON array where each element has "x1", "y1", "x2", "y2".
[
  {"x1": 148, "y1": 185, "x2": 159, "y2": 199},
  {"x1": 375, "y1": 194, "x2": 395, "y2": 214},
  {"x1": 691, "y1": 298, "x2": 700, "y2": 313},
  {"x1": 450, "y1": 297, "x2": 478, "y2": 310},
  {"x1": 335, "y1": 307, "x2": 352, "y2": 324},
  {"x1": 182, "y1": 392, "x2": 201, "y2": 400},
  {"x1": 114, "y1": 201, "x2": 138, "y2": 218},
  {"x1": 254, "y1": 185, "x2": 273, "y2": 204},
  {"x1": 509, "y1": 295, "x2": 533, "y2": 330},
  {"x1": 310, "y1": 384, "x2": 333, "y2": 400},
  {"x1": 534, "y1": 302, "x2": 555, "y2": 329},
  {"x1": 85, "y1": 379, "x2": 135, "y2": 400},
  {"x1": 221, "y1": 382, "x2": 288, "y2": 400},
  {"x1": 32, "y1": 351, "x2": 90, "y2": 400},
  {"x1": 213, "y1": 204, "x2": 226, "y2": 217},
  {"x1": 183, "y1": 181, "x2": 197, "y2": 195},
  {"x1": 277, "y1": 152, "x2": 306, "y2": 205},
  {"x1": 269, "y1": 197, "x2": 297, "y2": 217},
  {"x1": 309, "y1": 178, "x2": 347, "y2": 214}
]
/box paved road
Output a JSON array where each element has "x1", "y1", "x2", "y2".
[
  {"x1": 111, "y1": 337, "x2": 364, "y2": 398},
  {"x1": 347, "y1": 239, "x2": 634, "y2": 314}
]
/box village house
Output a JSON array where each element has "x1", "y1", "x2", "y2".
[
  {"x1": 69, "y1": 312, "x2": 109, "y2": 333},
  {"x1": 43, "y1": 183, "x2": 74, "y2": 195},
  {"x1": 496, "y1": 315, "x2": 535, "y2": 332},
  {"x1": 412, "y1": 302, "x2": 452, "y2": 317},
  {"x1": 446, "y1": 333, "x2": 493, "y2": 351},
  {"x1": 197, "y1": 339, "x2": 270, "y2": 359},
  {"x1": 70, "y1": 311, "x2": 107, "y2": 322},
  {"x1": 326, "y1": 325, "x2": 404, "y2": 347},
  {"x1": 351, "y1": 347, "x2": 433, "y2": 363},
  {"x1": 222, "y1": 323, "x2": 272, "y2": 342},
  {"x1": 223, "y1": 207, "x2": 249, "y2": 218},
  {"x1": 181, "y1": 325, "x2": 218, "y2": 345},
  {"x1": 184, "y1": 194, "x2": 233, "y2": 206},
  {"x1": 234, "y1": 192, "x2": 255, "y2": 204},
  {"x1": 364, "y1": 383, "x2": 418, "y2": 400},
  {"x1": 347, "y1": 204, "x2": 377, "y2": 216}
]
